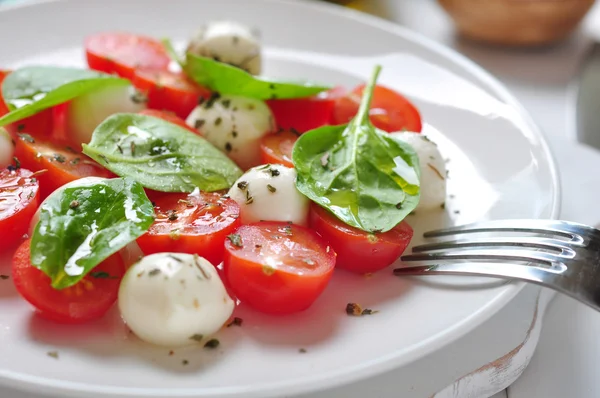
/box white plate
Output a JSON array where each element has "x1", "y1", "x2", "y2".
[{"x1": 0, "y1": 1, "x2": 559, "y2": 397}]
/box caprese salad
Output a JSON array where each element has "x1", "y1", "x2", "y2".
[{"x1": 0, "y1": 21, "x2": 447, "y2": 348}]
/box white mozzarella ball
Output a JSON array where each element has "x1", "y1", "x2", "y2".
[
  {"x1": 0, "y1": 127, "x2": 14, "y2": 168},
  {"x1": 63, "y1": 84, "x2": 146, "y2": 146},
  {"x1": 187, "y1": 21, "x2": 261, "y2": 75},
  {"x1": 29, "y1": 176, "x2": 107, "y2": 235},
  {"x1": 118, "y1": 253, "x2": 234, "y2": 347},
  {"x1": 186, "y1": 95, "x2": 274, "y2": 170},
  {"x1": 227, "y1": 164, "x2": 309, "y2": 226},
  {"x1": 390, "y1": 131, "x2": 446, "y2": 211}
]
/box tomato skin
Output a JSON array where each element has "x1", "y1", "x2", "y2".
[
  {"x1": 259, "y1": 130, "x2": 298, "y2": 168},
  {"x1": 0, "y1": 70, "x2": 53, "y2": 139},
  {"x1": 0, "y1": 168, "x2": 40, "y2": 252},
  {"x1": 13, "y1": 135, "x2": 114, "y2": 199},
  {"x1": 309, "y1": 203, "x2": 413, "y2": 273},
  {"x1": 138, "y1": 109, "x2": 200, "y2": 135},
  {"x1": 85, "y1": 33, "x2": 170, "y2": 79},
  {"x1": 133, "y1": 69, "x2": 210, "y2": 119},
  {"x1": 137, "y1": 191, "x2": 241, "y2": 266},
  {"x1": 12, "y1": 239, "x2": 125, "y2": 324},
  {"x1": 266, "y1": 86, "x2": 345, "y2": 133},
  {"x1": 332, "y1": 84, "x2": 422, "y2": 133},
  {"x1": 223, "y1": 222, "x2": 336, "y2": 315}
]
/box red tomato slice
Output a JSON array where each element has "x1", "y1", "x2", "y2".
[
  {"x1": 223, "y1": 222, "x2": 336, "y2": 315},
  {"x1": 259, "y1": 130, "x2": 298, "y2": 168},
  {"x1": 13, "y1": 135, "x2": 114, "y2": 199},
  {"x1": 0, "y1": 168, "x2": 40, "y2": 252},
  {"x1": 133, "y1": 69, "x2": 210, "y2": 119},
  {"x1": 85, "y1": 33, "x2": 170, "y2": 79},
  {"x1": 309, "y1": 203, "x2": 413, "y2": 273},
  {"x1": 12, "y1": 239, "x2": 125, "y2": 324},
  {"x1": 0, "y1": 70, "x2": 53, "y2": 139},
  {"x1": 137, "y1": 191, "x2": 241, "y2": 266},
  {"x1": 266, "y1": 86, "x2": 345, "y2": 133},
  {"x1": 138, "y1": 109, "x2": 200, "y2": 135},
  {"x1": 332, "y1": 84, "x2": 422, "y2": 133}
]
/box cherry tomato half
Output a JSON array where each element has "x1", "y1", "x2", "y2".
[
  {"x1": 223, "y1": 222, "x2": 336, "y2": 315},
  {"x1": 0, "y1": 168, "x2": 40, "y2": 252},
  {"x1": 137, "y1": 191, "x2": 241, "y2": 266},
  {"x1": 266, "y1": 86, "x2": 346, "y2": 133},
  {"x1": 138, "y1": 109, "x2": 201, "y2": 135},
  {"x1": 133, "y1": 69, "x2": 210, "y2": 119},
  {"x1": 13, "y1": 134, "x2": 113, "y2": 199},
  {"x1": 259, "y1": 130, "x2": 298, "y2": 168},
  {"x1": 12, "y1": 239, "x2": 125, "y2": 324},
  {"x1": 0, "y1": 70, "x2": 53, "y2": 139},
  {"x1": 332, "y1": 84, "x2": 422, "y2": 133},
  {"x1": 309, "y1": 203, "x2": 413, "y2": 273},
  {"x1": 85, "y1": 33, "x2": 170, "y2": 79}
]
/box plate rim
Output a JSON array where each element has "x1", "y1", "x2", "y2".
[{"x1": 0, "y1": 0, "x2": 561, "y2": 397}]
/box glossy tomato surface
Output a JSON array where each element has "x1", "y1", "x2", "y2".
[
  {"x1": 332, "y1": 84, "x2": 422, "y2": 133},
  {"x1": 12, "y1": 239, "x2": 125, "y2": 324},
  {"x1": 0, "y1": 168, "x2": 40, "y2": 251},
  {"x1": 85, "y1": 33, "x2": 170, "y2": 79},
  {"x1": 309, "y1": 203, "x2": 413, "y2": 273},
  {"x1": 137, "y1": 191, "x2": 241, "y2": 265},
  {"x1": 133, "y1": 69, "x2": 210, "y2": 119},
  {"x1": 223, "y1": 222, "x2": 336, "y2": 315},
  {"x1": 259, "y1": 130, "x2": 298, "y2": 168},
  {"x1": 13, "y1": 134, "x2": 113, "y2": 199},
  {"x1": 266, "y1": 86, "x2": 345, "y2": 133}
]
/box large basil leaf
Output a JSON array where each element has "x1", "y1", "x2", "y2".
[
  {"x1": 184, "y1": 53, "x2": 330, "y2": 100},
  {"x1": 292, "y1": 66, "x2": 420, "y2": 233},
  {"x1": 0, "y1": 66, "x2": 129, "y2": 126},
  {"x1": 30, "y1": 178, "x2": 154, "y2": 289},
  {"x1": 82, "y1": 113, "x2": 242, "y2": 192}
]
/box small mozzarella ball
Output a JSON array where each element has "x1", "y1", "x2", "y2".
[
  {"x1": 29, "y1": 176, "x2": 106, "y2": 235},
  {"x1": 63, "y1": 84, "x2": 146, "y2": 146},
  {"x1": 390, "y1": 132, "x2": 446, "y2": 211},
  {"x1": 118, "y1": 253, "x2": 234, "y2": 347},
  {"x1": 227, "y1": 164, "x2": 309, "y2": 226},
  {"x1": 0, "y1": 127, "x2": 14, "y2": 168},
  {"x1": 186, "y1": 95, "x2": 274, "y2": 170},
  {"x1": 187, "y1": 21, "x2": 261, "y2": 75}
]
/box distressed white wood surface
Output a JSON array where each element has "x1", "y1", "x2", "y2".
[{"x1": 433, "y1": 289, "x2": 554, "y2": 398}]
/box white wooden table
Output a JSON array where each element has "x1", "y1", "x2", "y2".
[{"x1": 2, "y1": 0, "x2": 600, "y2": 397}]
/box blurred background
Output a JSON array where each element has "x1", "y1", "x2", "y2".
[{"x1": 319, "y1": 0, "x2": 600, "y2": 152}]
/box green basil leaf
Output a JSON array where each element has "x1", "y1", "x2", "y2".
[
  {"x1": 0, "y1": 66, "x2": 129, "y2": 127},
  {"x1": 292, "y1": 65, "x2": 420, "y2": 233},
  {"x1": 82, "y1": 113, "x2": 243, "y2": 192},
  {"x1": 184, "y1": 53, "x2": 330, "y2": 100},
  {"x1": 30, "y1": 177, "x2": 154, "y2": 289}
]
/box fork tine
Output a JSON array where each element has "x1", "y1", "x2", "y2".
[
  {"x1": 401, "y1": 249, "x2": 566, "y2": 269},
  {"x1": 423, "y1": 219, "x2": 596, "y2": 241},
  {"x1": 392, "y1": 262, "x2": 555, "y2": 285},
  {"x1": 411, "y1": 237, "x2": 577, "y2": 255}
]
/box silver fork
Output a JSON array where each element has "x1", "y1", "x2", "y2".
[{"x1": 395, "y1": 219, "x2": 600, "y2": 312}]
